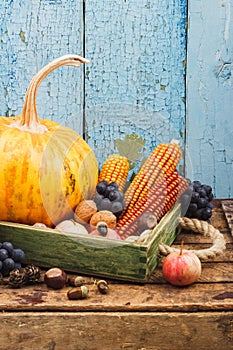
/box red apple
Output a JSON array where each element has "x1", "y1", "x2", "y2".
[{"x1": 162, "y1": 243, "x2": 202, "y2": 286}]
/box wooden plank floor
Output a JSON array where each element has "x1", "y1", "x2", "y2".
[{"x1": 0, "y1": 199, "x2": 232, "y2": 350}]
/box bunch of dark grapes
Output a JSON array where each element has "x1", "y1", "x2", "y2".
[
  {"x1": 185, "y1": 180, "x2": 214, "y2": 221},
  {"x1": 94, "y1": 180, "x2": 126, "y2": 217},
  {"x1": 0, "y1": 242, "x2": 25, "y2": 277}
]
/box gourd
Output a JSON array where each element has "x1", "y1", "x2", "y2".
[{"x1": 0, "y1": 55, "x2": 98, "y2": 227}]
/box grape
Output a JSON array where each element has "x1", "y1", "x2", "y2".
[
  {"x1": 196, "y1": 208, "x2": 204, "y2": 219},
  {"x1": 95, "y1": 180, "x2": 126, "y2": 215},
  {"x1": 193, "y1": 181, "x2": 201, "y2": 190},
  {"x1": 185, "y1": 180, "x2": 214, "y2": 221},
  {"x1": 93, "y1": 193, "x2": 104, "y2": 205},
  {"x1": 1, "y1": 268, "x2": 10, "y2": 277},
  {"x1": 11, "y1": 249, "x2": 25, "y2": 262},
  {"x1": 188, "y1": 203, "x2": 198, "y2": 214},
  {"x1": 191, "y1": 192, "x2": 199, "y2": 203},
  {"x1": 108, "y1": 182, "x2": 118, "y2": 190},
  {"x1": 96, "y1": 180, "x2": 108, "y2": 195},
  {"x1": 97, "y1": 223, "x2": 108, "y2": 237},
  {"x1": 207, "y1": 202, "x2": 213, "y2": 209},
  {"x1": 14, "y1": 262, "x2": 22, "y2": 270},
  {"x1": 0, "y1": 249, "x2": 8, "y2": 261},
  {"x1": 2, "y1": 242, "x2": 14, "y2": 254},
  {"x1": 203, "y1": 185, "x2": 212, "y2": 195},
  {"x1": 197, "y1": 197, "x2": 208, "y2": 209},
  {"x1": 198, "y1": 189, "x2": 207, "y2": 198},
  {"x1": 208, "y1": 192, "x2": 214, "y2": 201},
  {"x1": 98, "y1": 198, "x2": 112, "y2": 211},
  {"x1": 111, "y1": 201, "x2": 123, "y2": 216},
  {"x1": 202, "y1": 207, "x2": 212, "y2": 220},
  {"x1": 0, "y1": 242, "x2": 25, "y2": 277},
  {"x1": 3, "y1": 258, "x2": 15, "y2": 271},
  {"x1": 105, "y1": 185, "x2": 117, "y2": 198},
  {"x1": 109, "y1": 190, "x2": 121, "y2": 202}
]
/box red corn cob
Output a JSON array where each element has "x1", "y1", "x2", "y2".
[{"x1": 117, "y1": 174, "x2": 189, "y2": 240}]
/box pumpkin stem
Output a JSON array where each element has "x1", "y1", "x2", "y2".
[{"x1": 10, "y1": 55, "x2": 89, "y2": 134}]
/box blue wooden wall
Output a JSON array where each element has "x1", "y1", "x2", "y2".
[
  {"x1": 186, "y1": 0, "x2": 233, "y2": 198},
  {"x1": 0, "y1": 0, "x2": 232, "y2": 198}
]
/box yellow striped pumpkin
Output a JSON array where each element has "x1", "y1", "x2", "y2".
[{"x1": 0, "y1": 55, "x2": 98, "y2": 227}]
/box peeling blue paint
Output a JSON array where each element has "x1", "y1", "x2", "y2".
[
  {"x1": 186, "y1": 0, "x2": 233, "y2": 198},
  {"x1": 0, "y1": 0, "x2": 232, "y2": 197}
]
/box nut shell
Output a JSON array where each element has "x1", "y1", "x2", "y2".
[
  {"x1": 67, "y1": 286, "x2": 89, "y2": 300},
  {"x1": 90, "y1": 210, "x2": 117, "y2": 229},
  {"x1": 74, "y1": 200, "x2": 97, "y2": 224},
  {"x1": 44, "y1": 268, "x2": 67, "y2": 290}
]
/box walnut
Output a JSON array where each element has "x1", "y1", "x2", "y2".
[
  {"x1": 74, "y1": 200, "x2": 97, "y2": 224},
  {"x1": 89, "y1": 210, "x2": 117, "y2": 229}
]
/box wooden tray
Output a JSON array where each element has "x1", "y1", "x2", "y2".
[{"x1": 0, "y1": 204, "x2": 181, "y2": 282}]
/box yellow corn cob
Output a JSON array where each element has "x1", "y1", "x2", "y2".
[
  {"x1": 117, "y1": 141, "x2": 182, "y2": 228},
  {"x1": 117, "y1": 173, "x2": 188, "y2": 239},
  {"x1": 98, "y1": 154, "x2": 129, "y2": 192}
]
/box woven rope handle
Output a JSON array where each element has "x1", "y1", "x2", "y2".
[{"x1": 158, "y1": 217, "x2": 226, "y2": 261}]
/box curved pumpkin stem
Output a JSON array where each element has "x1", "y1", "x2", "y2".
[{"x1": 12, "y1": 54, "x2": 89, "y2": 134}]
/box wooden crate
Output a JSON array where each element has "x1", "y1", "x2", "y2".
[
  {"x1": 0, "y1": 203, "x2": 181, "y2": 282},
  {"x1": 0, "y1": 200, "x2": 232, "y2": 350}
]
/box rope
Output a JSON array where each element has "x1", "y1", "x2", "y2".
[{"x1": 158, "y1": 217, "x2": 226, "y2": 261}]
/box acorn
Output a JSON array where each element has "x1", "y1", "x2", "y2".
[
  {"x1": 68, "y1": 275, "x2": 85, "y2": 287},
  {"x1": 97, "y1": 279, "x2": 109, "y2": 294},
  {"x1": 44, "y1": 268, "x2": 67, "y2": 290},
  {"x1": 67, "y1": 286, "x2": 89, "y2": 300}
]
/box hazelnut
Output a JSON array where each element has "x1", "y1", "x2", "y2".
[
  {"x1": 74, "y1": 200, "x2": 97, "y2": 224},
  {"x1": 44, "y1": 268, "x2": 67, "y2": 290},
  {"x1": 90, "y1": 210, "x2": 117, "y2": 229}
]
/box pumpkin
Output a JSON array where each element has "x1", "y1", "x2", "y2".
[{"x1": 0, "y1": 55, "x2": 98, "y2": 227}]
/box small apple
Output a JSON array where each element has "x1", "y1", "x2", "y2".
[{"x1": 162, "y1": 242, "x2": 202, "y2": 286}]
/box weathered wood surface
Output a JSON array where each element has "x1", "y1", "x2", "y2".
[
  {"x1": 85, "y1": 0, "x2": 187, "y2": 172},
  {"x1": 0, "y1": 0, "x2": 84, "y2": 131},
  {"x1": 0, "y1": 1, "x2": 232, "y2": 197},
  {"x1": 186, "y1": 0, "x2": 233, "y2": 198},
  {"x1": 222, "y1": 200, "x2": 233, "y2": 236},
  {"x1": 0, "y1": 199, "x2": 232, "y2": 349},
  {"x1": 0, "y1": 280, "x2": 232, "y2": 312},
  {"x1": 0, "y1": 311, "x2": 232, "y2": 350}
]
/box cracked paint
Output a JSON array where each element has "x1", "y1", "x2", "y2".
[
  {"x1": 0, "y1": 0, "x2": 232, "y2": 197},
  {"x1": 186, "y1": 0, "x2": 233, "y2": 198}
]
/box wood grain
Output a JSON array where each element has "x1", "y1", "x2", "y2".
[
  {"x1": 0, "y1": 280, "x2": 232, "y2": 312},
  {"x1": 222, "y1": 199, "x2": 233, "y2": 236},
  {"x1": 0, "y1": 1, "x2": 232, "y2": 197},
  {"x1": 0, "y1": 203, "x2": 181, "y2": 282},
  {"x1": 84, "y1": 0, "x2": 187, "y2": 172},
  {"x1": 0, "y1": 199, "x2": 232, "y2": 349},
  {"x1": 0, "y1": 311, "x2": 232, "y2": 350},
  {"x1": 0, "y1": 0, "x2": 84, "y2": 132},
  {"x1": 186, "y1": 0, "x2": 233, "y2": 198}
]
